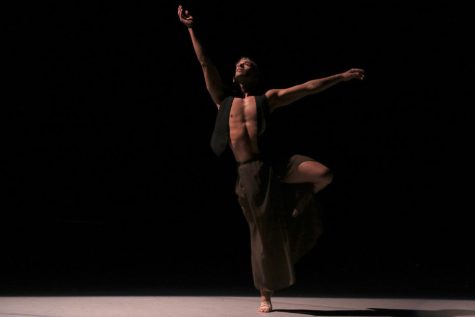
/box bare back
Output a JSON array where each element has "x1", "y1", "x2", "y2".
[{"x1": 229, "y1": 96, "x2": 260, "y2": 162}]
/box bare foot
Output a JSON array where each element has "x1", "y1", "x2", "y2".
[
  {"x1": 258, "y1": 289, "x2": 273, "y2": 313},
  {"x1": 258, "y1": 300, "x2": 272, "y2": 313}
]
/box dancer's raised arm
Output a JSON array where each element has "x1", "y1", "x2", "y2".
[{"x1": 178, "y1": 5, "x2": 226, "y2": 108}]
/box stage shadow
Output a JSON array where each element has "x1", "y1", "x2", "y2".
[{"x1": 273, "y1": 308, "x2": 475, "y2": 317}]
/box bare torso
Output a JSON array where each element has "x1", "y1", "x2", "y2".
[{"x1": 228, "y1": 96, "x2": 260, "y2": 162}]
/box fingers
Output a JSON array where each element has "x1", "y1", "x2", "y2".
[
  {"x1": 349, "y1": 68, "x2": 365, "y2": 73},
  {"x1": 178, "y1": 5, "x2": 192, "y2": 26},
  {"x1": 178, "y1": 5, "x2": 194, "y2": 27},
  {"x1": 178, "y1": 4, "x2": 192, "y2": 18},
  {"x1": 348, "y1": 68, "x2": 365, "y2": 80},
  {"x1": 178, "y1": 5, "x2": 188, "y2": 18}
]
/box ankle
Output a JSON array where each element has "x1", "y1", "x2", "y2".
[{"x1": 260, "y1": 289, "x2": 273, "y2": 300}]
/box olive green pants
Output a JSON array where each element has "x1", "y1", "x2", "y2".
[{"x1": 235, "y1": 155, "x2": 323, "y2": 291}]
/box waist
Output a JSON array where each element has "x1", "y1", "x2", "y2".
[{"x1": 236, "y1": 154, "x2": 263, "y2": 166}]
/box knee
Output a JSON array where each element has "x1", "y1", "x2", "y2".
[
  {"x1": 315, "y1": 168, "x2": 333, "y2": 188},
  {"x1": 324, "y1": 169, "x2": 334, "y2": 185}
]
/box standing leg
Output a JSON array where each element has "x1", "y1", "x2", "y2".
[{"x1": 236, "y1": 161, "x2": 295, "y2": 311}]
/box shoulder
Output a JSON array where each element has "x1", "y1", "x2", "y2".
[
  {"x1": 263, "y1": 89, "x2": 280, "y2": 111},
  {"x1": 264, "y1": 89, "x2": 278, "y2": 99}
]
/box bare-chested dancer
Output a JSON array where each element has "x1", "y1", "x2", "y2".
[{"x1": 178, "y1": 5, "x2": 364, "y2": 313}]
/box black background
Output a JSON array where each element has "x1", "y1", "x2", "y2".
[{"x1": 3, "y1": 1, "x2": 475, "y2": 297}]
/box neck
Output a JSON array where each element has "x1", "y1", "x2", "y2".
[{"x1": 239, "y1": 83, "x2": 253, "y2": 97}]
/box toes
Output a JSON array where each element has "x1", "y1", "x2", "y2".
[{"x1": 258, "y1": 303, "x2": 272, "y2": 313}]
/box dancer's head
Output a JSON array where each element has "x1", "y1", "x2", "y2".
[{"x1": 233, "y1": 57, "x2": 261, "y2": 93}]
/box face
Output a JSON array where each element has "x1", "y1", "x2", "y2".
[{"x1": 234, "y1": 58, "x2": 258, "y2": 79}]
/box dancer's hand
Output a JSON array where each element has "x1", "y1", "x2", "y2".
[
  {"x1": 178, "y1": 5, "x2": 194, "y2": 28},
  {"x1": 341, "y1": 68, "x2": 365, "y2": 81}
]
